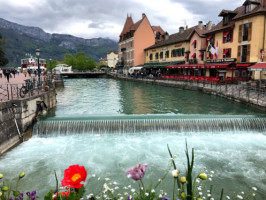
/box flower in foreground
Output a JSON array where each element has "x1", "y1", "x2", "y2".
[
  {"x1": 180, "y1": 176, "x2": 186, "y2": 184},
  {"x1": 61, "y1": 164, "x2": 87, "y2": 189},
  {"x1": 126, "y1": 164, "x2": 149, "y2": 181},
  {"x1": 172, "y1": 170, "x2": 180, "y2": 178},
  {"x1": 19, "y1": 172, "x2": 25, "y2": 179},
  {"x1": 198, "y1": 173, "x2": 207, "y2": 180},
  {"x1": 53, "y1": 191, "x2": 70, "y2": 200},
  {"x1": 0, "y1": 174, "x2": 3, "y2": 179}
]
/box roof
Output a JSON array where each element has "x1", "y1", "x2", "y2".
[
  {"x1": 145, "y1": 26, "x2": 198, "y2": 50},
  {"x1": 152, "y1": 26, "x2": 166, "y2": 35},
  {"x1": 107, "y1": 51, "x2": 118, "y2": 54},
  {"x1": 119, "y1": 16, "x2": 134, "y2": 37},
  {"x1": 218, "y1": 9, "x2": 238, "y2": 16},
  {"x1": 233, "y1": 4, "x2": 266, "y2": 20}
]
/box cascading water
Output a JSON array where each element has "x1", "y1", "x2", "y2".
[{"x1": 0, "y1": 78, "x2": 266, "y2": 199}]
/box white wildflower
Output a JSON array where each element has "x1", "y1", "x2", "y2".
[
  {"x1": 115, "y1": 186, "x2": 119, "y2": 190},
  {"x1": 197, "y1": 186, "x2": 202, "y2": 191},
  {"x1": 123, "y1": 186, "x2": 128, "y2": 190},
  {"x1": 98, "y1": 177, "x2": 101, "y2": 181},
  {"x1": 131, "y1": 189, "x2": 135, "y2": 193},
  {"x1": 207, "y1": 194, "x2": 211, "y2": 197},
  {"x1": 196, "y1": 178, "x2": 200, "y2": 183},
  {"x1": 252, "y1": 193, "x2": 256, "y2": 197},
  {"x1": 203, "y1": 197, "x2": 206, "y2": 200},
  {"x1": 237, "y1": 195, "x2": 243, "y2": 199},
  {"x1": 226, "y1": 195, "x2": 230, "y2": 199},
  {"x1": 158, "y1": 179, "x2": 162, "y2": 182},
  {"x1": 105, "y1": 178, "x2": 110, "y2": 181},
  {"x1": 210, "y1": 198, "x2": 214, "y2": 200},
  {"x1": 128, "y1": 185, "x2": 131, "y2": 188},
  {"x1": 145, "y1": 193, "x2": 149, "y2": 196},
  {"x1": 159, "y1": 194, "x2": 162, "y2": 198},
  {"x1": 92, "y1": 174, "x2": 96, "y2": 177},
  {"x1": 124, "y1": 192, "x2": 128, "y2": 196},
  {"x1": 211, "y1": 171, "x2": 214, "y2": 174},
  {"x1": 141, "y1": 187, "x2": 143, "y2": 190},
  {"x1": 113, "y1": 181, "x2": 117, "y2": 185},
  {"x1": 199, "y1": 192, "x2": 203, "y2": 195},
  {"x1": 208, "y1": 178, "x2": 212, "y2": 181},
  {"x1": 252, "y1": 187, "x2": 257, "y2": 191},
  {"x1": 151, "y1": 189, "x2": 155, "y2": 193}
]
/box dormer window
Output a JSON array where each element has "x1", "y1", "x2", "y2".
[
  {"x1": 223, "y1": 16, "x2": 229, "y2": 26},
  {"x1": 245, "y1": 4, "x2": 251, "y2": 13}
]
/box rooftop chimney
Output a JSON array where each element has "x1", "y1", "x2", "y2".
[
  {"x1": 142, "y1": 13, "x2": 146, "y2": 19},
  {"x1": 164, "y1": 33, "x2": 169, "y2": 40},
  {"x1": 206, "y1": 21, "x2": 213, "y2": 31},
  {"x1": 179, "y1": 26, "x2": 185, "y2": 34},
  {"x1": 198, "y1": 21, "x2": 203, "y2": 30}
]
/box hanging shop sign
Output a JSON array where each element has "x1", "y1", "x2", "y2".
[{"x1": 206, "y1": 58, "x2": 236, "y2": 63}]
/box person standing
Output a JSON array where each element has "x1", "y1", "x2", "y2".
[
  {"x1": 5, "y1": 69, "x2": 10, "y2": 82},
  {"x1": 23, "y1": 70, "x2": 27, "y2": 77}
]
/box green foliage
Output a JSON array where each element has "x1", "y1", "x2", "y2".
[
  {"x1": 0, "y1": 34, "x2": 8, "y2": 67},
  {"x1": 63, "y1": 52, "x2": 97, "y2": 71}
]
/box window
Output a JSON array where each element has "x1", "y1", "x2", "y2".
[
  {"x1": 200, "y1": 52, "x2": 204, "y2": 61},
  {"x1": 242, "y1": 70, "x2": 247, "y2": 77},
  {"x1": 223, "y1": 31, "x2": 233, "y2": 43},
  {"x1": 149, "y1": 53, "x2": 153, "y2": 61},
  {"x1": 223, "y1": 16, "x2": 229, "y2": 25},
  {"x1": 192, "y1": 40, "x2": 197, "y2": 49},
  {"x1": 241, "y1": 45, "x2": 248, "y2": 62},
  {"x1": 171, "y1": 50, "x2": 177, "y2": 57},
  {"x1": 223, "y1": 48, "x2": 231, "y2": 58},
  {"x1": 155, "y1": 52, "x2": 159, "y2": 59},
  {"x1": 165, "y1": 51, "x2": 169, "y2": 58},
  {"x1": 160, "y1": 52, "x2": 163, "y2": 59},
  {"x1": 235, "y1": 70, "x2": 240, "y2": 77},
  {"x1": 243, "y1": 23, "x2": 249, "y2": 41},
  {"x1": 245, "y1": 4, "x2": 251, "y2": 13}
]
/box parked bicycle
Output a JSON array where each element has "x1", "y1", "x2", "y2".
[{"x1": 20, "y1": 79, "x2": 35, "y2": 98}]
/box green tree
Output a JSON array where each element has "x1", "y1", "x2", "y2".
[
  {"x1": 64, "y1": 54, "x2": 75, "y2": 68},
  {"x1": 0, "y1": 34, "x2": 8, "y2": 67},
  {"x1": 46, "y1": 60, "x2": 57, "y2": 70}
]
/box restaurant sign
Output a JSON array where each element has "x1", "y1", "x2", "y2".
[{"x1": 206, "y1": 58, "x2": 236, "y2": 63}]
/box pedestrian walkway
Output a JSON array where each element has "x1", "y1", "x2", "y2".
[{"x1": 0, "y1": 73, "x2": 36, "y2": 86}]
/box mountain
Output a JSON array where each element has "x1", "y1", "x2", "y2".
[{"x1": 0, "y1": 18, "x2": 118, "y2": 67}]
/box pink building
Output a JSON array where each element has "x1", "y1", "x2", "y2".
[{"x1": 118, "y1": 14, "x2": 166, "y2": 68}]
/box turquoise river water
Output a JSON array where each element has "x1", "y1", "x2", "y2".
[{"x1": 0, "y1": 78, "x2": 266, "y2": 199}]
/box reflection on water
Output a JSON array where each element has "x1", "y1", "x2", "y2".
[{"x1": 53, "y1": 79, "x2": 264, "y2": 117}]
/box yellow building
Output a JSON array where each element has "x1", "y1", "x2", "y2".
[{"x1": 205, "y1": 0, "x2": 266, "y2": 81}]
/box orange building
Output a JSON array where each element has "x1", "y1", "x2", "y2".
[{"x1": 118, "y1": 14, "x2": 166, "y2": 68}]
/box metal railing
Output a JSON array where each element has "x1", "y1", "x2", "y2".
[
  {"x1": 0, "y1": 77, "x2": 55, "y2": 102},
  {"x1": 110, "y1": 73, "x2": 266, "y2": 108}
]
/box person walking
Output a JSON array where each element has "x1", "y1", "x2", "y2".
[
  {"x1": 23, "y1": 70, "x2": 27, "y2": 77},
  {"x1": 5, "y1": 69, "x2": 11, "y2": 83}
]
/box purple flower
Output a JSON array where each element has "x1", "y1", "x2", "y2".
[
  {"x1": 160, "y1": 197, "x2": 170, "y2": 200},
  {"x1": 126, "y1": 163, "x2": 149, "y2": 181},
  {"x1": 128, "y1": 195, "x2": 133, "y2": 200}
]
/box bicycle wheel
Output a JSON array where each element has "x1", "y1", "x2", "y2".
[{"x1": 20, "y1": 86, "x2": 27, "y2": 98}]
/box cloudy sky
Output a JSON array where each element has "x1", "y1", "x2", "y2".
[{"x1": 0, "y1": 0, "x2": 243, "y2": 41}]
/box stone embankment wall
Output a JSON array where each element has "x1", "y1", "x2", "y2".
[
  {"x1": 0, "y1": 90, "x2": 56, "y2": 155},
  {"x1": 109, "y1": 74, "x2": 266, "y2": 111}
]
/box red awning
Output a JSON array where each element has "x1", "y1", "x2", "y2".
[
  {"x1": 191, "y1": 53, "x2": 196, "y2": 58},
  {"x1": 206, "y1": 35, "x2": 212, "y2": 40},
  {"x1": 166, "y1": 65, "x2": 204, "y2": 69},
  {"x1": 223, "y1": 49, "x2": 230, "y2": 55},
  {"x1": 223, "y1": 31, "x2": 230, "y2": 37},
  {"x1": 205, "y1": 63, "x2": 232, "y2": 69},
  {"x1": 192, "y1": 40, "x2": 196, "y2": 45},
  {"x1": 236, "y1": 64, "x2": 251, "y2": 68},
  {"x1": 248, "y1": 63, "x2": 266, "y2": 71}
]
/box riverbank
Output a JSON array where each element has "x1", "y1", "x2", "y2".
[
  {"x1": 0, "y1": 74, "x2": 57, "y2": 155},
  {"x1": 108, "y1": 73, "x2": 266, "y2": 111}
]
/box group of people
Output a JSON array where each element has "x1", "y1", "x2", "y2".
[
  {"x1": 0, "y1": 68, "x2": 45, "y2": 83},
  {"x1": 0, "y1": 68, "x2": 18, "y2": 82}
]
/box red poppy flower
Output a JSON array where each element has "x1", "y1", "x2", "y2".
[
  {"x1": 53, "y1": 191, "x2": 70, "y2": 199},
  {"x1": 61, "y1": 165, "x2": 87, "y2": 189}
]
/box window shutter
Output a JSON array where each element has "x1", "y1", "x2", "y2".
[
  {"x1": 238, "y1": 25, "x2": 242, "y2": 43},
  {"x1": 237, "y1": 45, "x2": 241, "y2": 62},
  {"x1": 248, "y1": 22, "x2": 252, "y2": 41},
  {"x1": 247, "y1": 44, "x2": 251, "y2": 62},
  {"x1": 231, "y1": 30, "x2": 233, "y2": 42}
]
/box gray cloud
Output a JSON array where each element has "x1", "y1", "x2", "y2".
[{"x1": 0, "y1": 0, "x2": 245, "y2": 40}]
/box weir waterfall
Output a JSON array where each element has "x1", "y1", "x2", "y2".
[{"x1": 0, "y1": 78, "x2": 265, "y2": 199}]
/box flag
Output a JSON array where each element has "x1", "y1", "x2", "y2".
[{"x1": 215, "y1": 41, "x2": 219, "y2": 59}]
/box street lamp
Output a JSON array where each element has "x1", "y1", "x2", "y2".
[
  {"x1": 36, "y1": 49, "x2": 40, "y2": 85},
  {"x1": 49, "y1": 58, "x2": 52, "y2": 73}
]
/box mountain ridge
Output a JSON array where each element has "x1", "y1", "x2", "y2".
[{"x1": 0, "y1": 18, "x2": 118, "y2": 67}]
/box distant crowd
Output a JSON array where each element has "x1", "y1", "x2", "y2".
[{"x1": 0, "y1": 68, "x2": 47, "y2": 83}]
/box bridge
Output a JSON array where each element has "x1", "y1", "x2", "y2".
[{"x1": 60, "y1": 72, "x2": 107, "y2": 78}]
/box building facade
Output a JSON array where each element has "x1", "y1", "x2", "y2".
[
  {"x1": 107, "y1": 51, "x2": 118, "y2": 68},
  {"x1": 118, "y1": 14, "x2": 166, "y2": 68}
]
